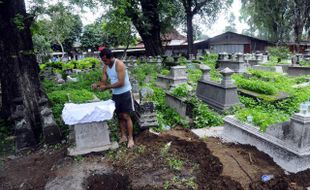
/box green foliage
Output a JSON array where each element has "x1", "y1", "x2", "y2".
[
  {"x1": 233, "y1": 74, "x2": 277, "y2": 95},
  {"x1": 103, "y1": 3, "x2": 137, "y2": 48},
  {"x1": 171, "y1": 84, "x2": 190, "y2": 98},
  {"x1": 267, "y1": 46, "x2": 291, "y2": 60},
  {"x1": 13, "y1": 13, "x2": 25, "y2": 30},
  {"x1": 247, "y1": 69, "x2": 284, "y2": 82},
  {"x1": 188, "y1": 69, "x2": 202, "y2": 84},
  {"x1": 235, "y1": 107, "x2": 288, "y2": 132},
  {"x1": 238, "y1": 83, "x2": 310, "y2": 130},
  {"x1": 189, "y1": 97, "x2": 223, "y2": 128},
  {"x1": 74, "y1": 155, "x2": 84, "y2": 162},
  {"x1": 160, "y1": 69, "x2": 170, "y2": 75},
  {"x1": 48, "y1": 89, "x2": 94, "y2": 105},
  {"x1": 131, "y1": 64, "x2": 160, "y2": 86},
  {"x1": 149, "y1": 85, "x2": 189, "y2": 129},
  {"x1": 167, "y1": 157, "x2": 184, "y2": 171},
  {"x1": 300, "y1": 60, "x2": 310, "y2": 66},
  {"x1": 80, "y1": 22, "x2": 108, "y2": 50},
  {"x1": 201, "y1": 54, "x2": 221, "y2": 81}
]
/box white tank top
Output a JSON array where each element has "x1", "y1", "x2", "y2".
[{"x1": 106, "y1": 59, "x2": 132, "y2": 95}]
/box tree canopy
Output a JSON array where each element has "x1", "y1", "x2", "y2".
[{"x1": 240, "y1": 0, "x2": 310, "y2": 44}]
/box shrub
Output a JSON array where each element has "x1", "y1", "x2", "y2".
[
  {"x1": 233, "y1": 75, "x2": 277, "y2": 95},
  {"x1": 171, "y1": 84, "x2": 191, "y2": 98},
  {"x1": 236, "y1": 107, "x2": 288, "y2": 132},
  {"x1": 189, "y1": 97, "x2": 223, "y2": 128},
  {"x1": 267, "y1": 46, "x2": 290, "y2": 60},
  {"x1": 160, "y1": 69, "x2": 170, "y2": 76}
]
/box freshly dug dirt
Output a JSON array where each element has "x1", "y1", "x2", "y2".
[
  {"x1": 0, "y1": 128, "x2": 310, "y2": 190},
  {"x1": 0, "y1": 148, "x2": 66, "y2": 190},
  {"x1": 108, "y1": 129, "x2": 243, "y2": 189},
  {"x1": 85, "y1": 173, "x2": 131, "y2": 190}
]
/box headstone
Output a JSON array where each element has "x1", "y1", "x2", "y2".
[
  {"x1": 155, "y1": 66, "x2": 187, "y2": 89},
  {"x1": 165, "y1": 92, "x2": 193, "y2": 119},
  {"x1": 134, "y1": 99, "x2": 158, "y2": 129},
  {"x1": 287, "y1": 66, "x2": 310, "y2": 76},
  {"x1": 199, "y1": 64, "x2": 211, "y2": 81},
  {"x1": 68, "y1": 122, "x2": 118, "y2": 156},
  {"x1": 196, "y1": 67, "x2": 241, "y2": 112},
  {"x1": 217, "y1": 53, "x2": 246, "y2": 73}
]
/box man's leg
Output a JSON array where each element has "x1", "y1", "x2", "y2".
[
  {"x1": 121, "y1": 113, "x2": 134, "y2": 148},
  {"x1": 118, "y1": 116, "x2": 127, "y2": 143}
]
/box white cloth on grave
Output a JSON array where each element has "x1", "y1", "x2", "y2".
[{"x1": 61, "y1": 100, "x2": 115, "y2": 125}]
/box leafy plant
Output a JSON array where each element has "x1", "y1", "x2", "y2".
[
  {"x1": 267, "y1": 46, "x2": 291, "y2": 60},
  {"x1": 167, "y1": 157, "x2": 184, "y2": 171},
  {"x1": 233, "y1": 74, "x2": 277, "y2": 95},
  {"x1": 189, "y1": 97, "x2": 223, "y2": 128},
  {"x1": 235, "y1": 107, "x2": 288, "y2": 132},
  {"x1": 160, "y1": 69, "x2": 170, "y2": 75},
  {"x1": 171, "y1": 84, "x2": 191, "y2": 98}
]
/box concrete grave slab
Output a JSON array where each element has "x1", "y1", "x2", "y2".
[
  {"x1": 68, "y1": 122, "x2": 118, "y2": 156},
  {"x1": 222, "y1": 115, "x2": 310, "y2": 173}
]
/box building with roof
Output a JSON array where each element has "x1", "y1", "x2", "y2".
[{"x1": 194, "y1": 31, "x2": 272, "y2": 54}]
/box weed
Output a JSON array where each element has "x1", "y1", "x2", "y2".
[
  {"x1": 74, "y1": 155, "x2": 84, "y2": 162},
  {"x1": 160, "y1": 142, "x2": 171, "y2": 157},
  {"x1": 167, "y1": 157, "x2": 184, "y2": 171}
]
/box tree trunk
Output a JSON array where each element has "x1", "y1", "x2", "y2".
[
  {"x1": 186, "y1": 12, "x2": 194, "y2": 57},
  {"x1": 57, "y1": 38, "x2": 65, "y2": 61},
  {"x1": 127, "y1": 0, "x2": 162, "y2": 56},
  {"x1": 0, "y1": 0, "x2": 61, "y2": 150}
]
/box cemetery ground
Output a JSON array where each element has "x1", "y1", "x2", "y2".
[
  {"x1": 2, "y1": 54, "x2": 310, "y2": 189},
  {"x1": 1, "y1": 129, "x2": 310, "y2": 190}
]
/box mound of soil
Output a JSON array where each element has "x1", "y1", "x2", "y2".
[
  {"x1": 109, "y1": 129, "x2": 243, "y2": 190},
  {"x1": 1, "y1": 128, "x2": 310, "y2": 190}
]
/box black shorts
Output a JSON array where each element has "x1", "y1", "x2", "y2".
[{"x1": 112, "y1": 91, "x2": 134, "y2": 114}]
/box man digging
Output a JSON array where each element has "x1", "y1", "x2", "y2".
[{"x1": 92, "y1": 48, "x2": 135, "y2": 148}]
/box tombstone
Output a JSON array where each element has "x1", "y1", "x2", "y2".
[
  {"x1": 156, "y1": 55, "x2": 162, "y2": 65},
  {"x1": 303, "y1": 49, "x2": 310, "y2": 61},
  {"x1": 62, "y1": 101, "x2": 118, "y2": 155},
  {"x1": 223, "y1": 104, "x2": 310, "y2": 173},
  {"x1": 165, "y1": 91, "x2": 193, "y2": 120},
  {"x1": 39, "y1": 97, "x2": 62, "y2": 145},
  {"x1": 199, "y1": 64, "x2": 211, "y2": 81},
  {"x1": 68, "y1": 122, "x2": 118, "y2": 155},
  {"x1": 252, "y1": 65, "x2": 284, "y2": 73},
  {"x1": 196, "y1": 67, "x2": 241, "y2": 112},
  {"x1": 155, "y1": 66, "x2": 188, "y2": 89},
  {"x1": 218, "y1": 52, "x2": 228, "y2": 60},
  {"x1": 217, "y1": 53, "x2": 246, "y2": 73},
  {"x1": 287, "y1": 65, "x2": 310, "y2": 76},
  {"x1": 133, "y1": 95, "x2": 158, "y2": 129}
]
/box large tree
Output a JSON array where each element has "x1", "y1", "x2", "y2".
[
  {"x1": 45, "y1": 3, "x2": 82, "y2": 59},
  {"x1": 0, "y1": 0, "x2": 61, "y2": 150},
  {"x1": 103, "y1": 6, "x2": 137, "y2": 58},
  {"x1": 289, "y1": 0, "x2": 310, "y2": 44},
  {"x1": 241, "y1": 0, "x2": 309, "y2": 45},
  {"x1": 72, "y1": 0, "x2": 164, "y2": 56},
  {"x1": 179, "y1": 0, "x2": 232, "y2": 56},
  {"x1": 224, "y1": 13, "x2": 237, "y2": 32}
]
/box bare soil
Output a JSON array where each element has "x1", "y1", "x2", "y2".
[{"x1": 0, "y1": 128, "x2": 310, "y2": 190}]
